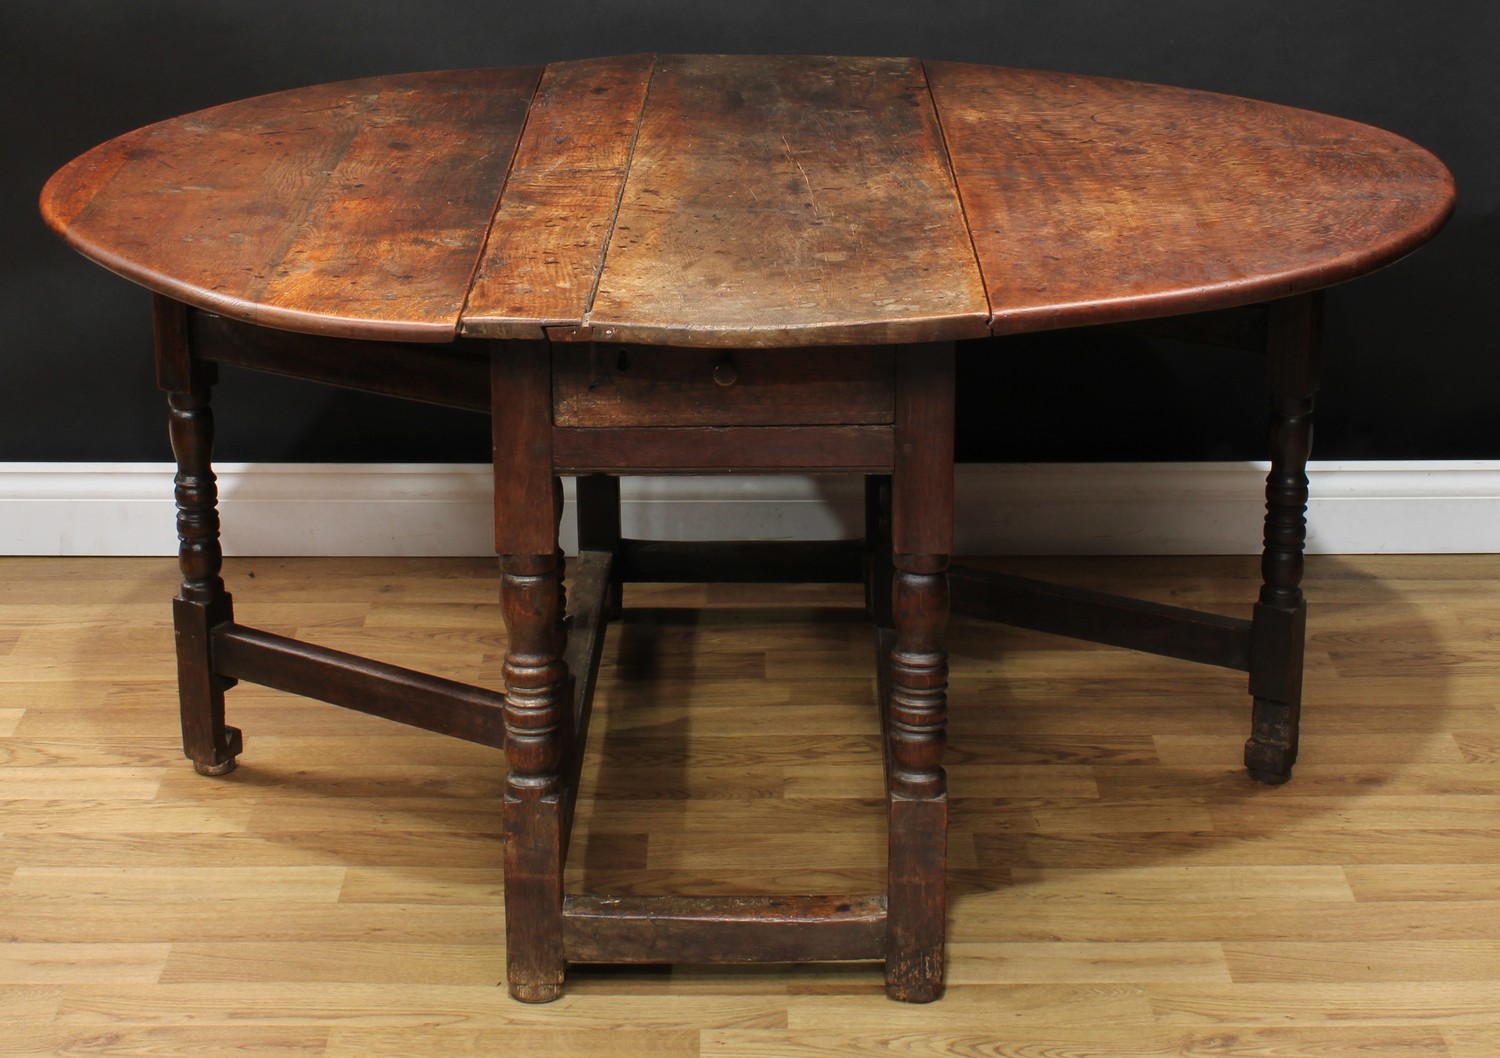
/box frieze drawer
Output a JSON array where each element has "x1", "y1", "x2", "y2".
[{"x1": 552, "y1": 344, "x2": 896, "y2": 427}]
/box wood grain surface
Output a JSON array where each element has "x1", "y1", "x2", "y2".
[
  {"x1": 41, "y1": 68, "x2": 540, "y2": 342},
  {"x1": 41, "y1": 55, "x2": 1455, "y2": 348},
  {"x1": 462, "y1": 55, "x2": 655, "y2": 340},
  {"x1": 3, "y1": 554, "x2": 1498, "y2": 1055},
  {"x1": 926, "y1": 61, "x2": 1457, "y2": 332},
  {"x1": 580, "y1": 54, "x2": 990, "y2": 348}
]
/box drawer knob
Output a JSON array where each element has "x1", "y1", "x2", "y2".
[{"x1": 712, "y1": 358, "x2": 739, "y2": 388}]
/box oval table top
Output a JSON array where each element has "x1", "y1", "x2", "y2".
[{"x1": 41, "y1": 54, "x2": 1455, "y2": 348}]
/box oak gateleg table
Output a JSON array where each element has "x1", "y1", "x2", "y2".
[{"x1": 41, "y1": 54, "x2": 1454, "y2": 1002}]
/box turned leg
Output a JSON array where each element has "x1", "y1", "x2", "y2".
[
  {"x1": 156, "y1": 297, "x2": 241, "y2": 776},
  {"x1": 1245, "y1": 294, "x2": 1320, "y2": 784},
  {"x1": 500, "y1": 553, "x2": 568, "y2": 1002},
  {"x1": 885, "y1": 556, "x2": 949, "y2": 1002},
  {"x1": 492, "y1": 340, "x2": 569, "y2": 1001},
  {"x1": 884, "y1": 343, "x2": 955, "y2": 1002},
  {"x1": 869, "y1": 473, "x2": 925, "y2": 986}
]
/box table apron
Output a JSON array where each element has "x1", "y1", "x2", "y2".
[{"x1": 552, "y1": 425, "x2": 895, "y2": 474}]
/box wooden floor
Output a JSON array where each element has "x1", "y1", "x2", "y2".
[{"x1": 3, "y1": 553, "x2": 1499, "y2": 1057}]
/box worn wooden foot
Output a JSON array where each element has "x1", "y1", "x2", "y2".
[
  {"x1": 1246, "y1": 599, "x2": 1306, "y2": 784},
  {"x1": 173, "y1": 589, "x2": 242, "y2": 776},
  {"x1": 192, "y1": 750, "x2": 241, "y2": 778}
]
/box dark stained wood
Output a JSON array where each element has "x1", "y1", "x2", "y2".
[
  {"x1": 1246, "y1": 293, "x2": 1321, "y2": 785},
  {"x1": 159, "y1": 298, "x2": 241, "y2": 777},
  {"x1": 885, "y1": 793, "x2": 946, "y2": 1001},
  {"x1": 562, "y1": 895, "x2": 887, "y2": 964},
  {"x1": 574, "y1": 475, "x2": 625, "y2": 617},
  {"x1": 190, "y1": 310, "x2": 489, "y2": 411},
  {"x1": 891, "y1": 344, "x2": 956, "y2": 559},
  {"x1": 558, "y1": 549, "x2": 613, "y2": 855},
  {"x1": 490, "y1": 341, "x2": 556, "y2": 555},
  {"x1": 884, "y1": 562, "x2": 949, "y2": 1002},
  {"x1": 492, "y1": 337, "x2": 570, "y2": 1002},
  {"x1": 152, "y1": 293, "x2": 195, "y2": 393},
  {"x1": 462, "y1": 55, "x2": 655, "y2": 340},
  {"x1": 160, "y1": 307, "x2": 226, "y2": 614},
  {"x1": 41, "y1": 68, "x2": 541, "y2": 342},
  {"x1": 865, "y1": 476, "x2": 895, "y2": 628},
  {"x1": 210, "y1": 624, "x2": 507, "y2": 746},
  {"x1": 882, "y1": 344, "x2": 954, "y2": 1000},
  {"x1": 583, "y1": 54, "x2": 991, "y2": 348},
  {"x1": 925, "y1": 61, "x2": 1456, "y2": 333},
  {"x1": 551, "y1": 425, "x2": 895, "y2": 474},
  {"x1": 168, "y1": 529, "x2": 240, "y2": 779},
  {"x1": 574, "y1": 475, "x2": 624, "y2": 556},
  {"x1": 949, "y1": 564, "x2": 1254, "y2": 671},
  {"x1": 167, "y1": 454, "x2": 228, "y2": 607},
  {"x1": 500, "y1": 550, "x2": 568, "y2": 1003},
  {"x1": 553, "y1": 344, "x2": 895, "y2": 427}
]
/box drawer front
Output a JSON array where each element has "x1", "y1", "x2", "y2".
[{"x1": 552, "y1": 345, "x2": 895, "y2": 427}]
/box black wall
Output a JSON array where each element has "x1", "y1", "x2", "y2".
[{"x1": 6, "y1": 1, "x2": 1495, "y2": 464}]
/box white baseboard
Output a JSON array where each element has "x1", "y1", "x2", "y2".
[{"x1": 2, "y1": 461, "x2": 1497, "y2": 557}]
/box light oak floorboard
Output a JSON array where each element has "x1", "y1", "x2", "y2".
[{"x1": 1, "y1": 554, "x2": 1497, "y2": 1057}]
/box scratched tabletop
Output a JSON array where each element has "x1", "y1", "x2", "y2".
[{"x1": 41, "y1": 54, "x2": 1454, "y2": 348}]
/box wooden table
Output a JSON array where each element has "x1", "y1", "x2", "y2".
[{"x1": 41, "y1": 54, "x2": 1454, "y2": 1003}]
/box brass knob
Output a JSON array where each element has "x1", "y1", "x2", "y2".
[{"x1": 712, "y1": 358, "x2": 739, "y2": 388}]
